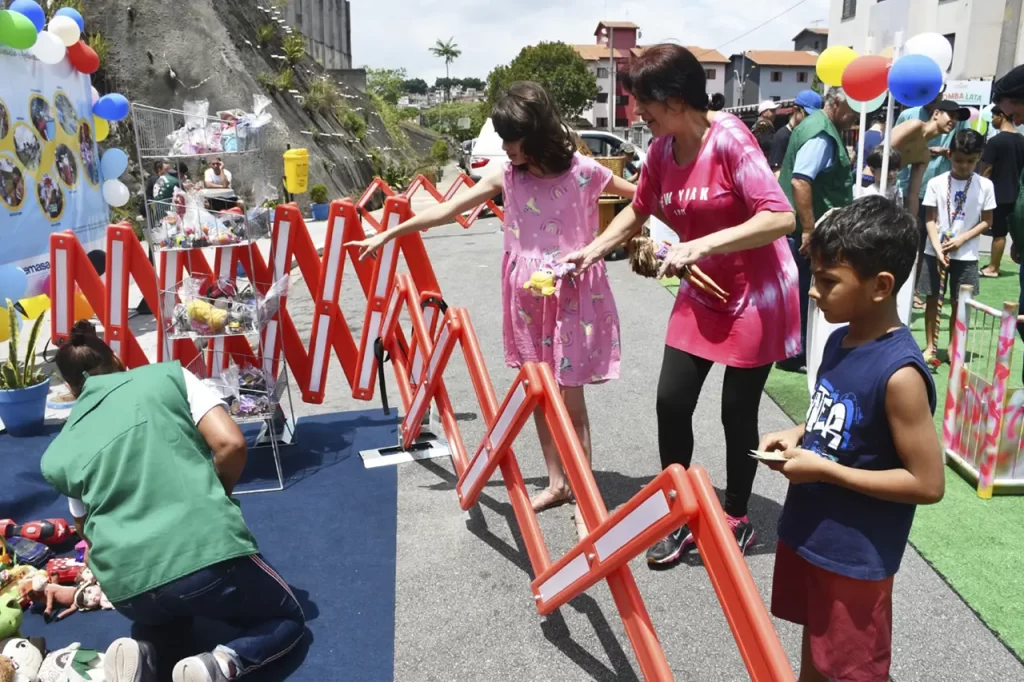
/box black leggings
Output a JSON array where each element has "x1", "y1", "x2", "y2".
[{"x1": 656, "y1": 346, "x2": 773, "y2": 518}]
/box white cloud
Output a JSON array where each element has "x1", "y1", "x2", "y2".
[{"x1": 351, "y1": 0, "x2": 830, "y2": 85}]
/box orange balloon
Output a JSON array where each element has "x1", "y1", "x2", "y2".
[{"x1": 74, "y1": 291, "x2": 95, "y2": 321}]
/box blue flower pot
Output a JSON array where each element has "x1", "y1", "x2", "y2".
[
  {"x1": 311, "y1": 203, "x2": 330, "y2": 221},
  {"x1": 0, "y1": 380, "x2": 50, "y2": 437}
]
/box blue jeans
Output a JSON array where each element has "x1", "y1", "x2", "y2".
[
  {"x1": 787, "y1": 234, "x2": 811, "y2": 361},
  {"x1": 115, "y1": 554, "x2": 305, "y2": 675}
]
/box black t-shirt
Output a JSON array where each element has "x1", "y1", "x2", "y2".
[
  {"x1": 981, "y1": 131, "x2": 1024, "y2": 204},
  {"x1": 769, "y1": 125, "x2": 793, "y2": 170}
]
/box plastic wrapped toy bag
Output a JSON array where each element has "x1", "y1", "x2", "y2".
[
  {"x1": 258, "y1": 275, "x2": 290, "y2": 320},
  {"x1": 202, "y1": 364, "x2": 241, "y2": 403}
]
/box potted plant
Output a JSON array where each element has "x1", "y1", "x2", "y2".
[
  {"x1": 309, "y1": 184, "x2": 330, "y2": 221},
  {"x1": 0, "y1": 300, "x2": 50, "y2": 437}
]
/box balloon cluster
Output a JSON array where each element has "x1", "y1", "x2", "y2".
[
  {"x1": 815, "y1": 32, "x2": 955, "y2": 109},
  {"x1": 0, "y1": 260, "x2": 99, "y2": 342},
  {"x1": 0, "y1": 2, "x2": 134, "y2": 208}
]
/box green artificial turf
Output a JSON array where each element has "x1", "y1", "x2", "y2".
[{"x1": 660, "y1": 265, "x2": 1024, "y2": 660}]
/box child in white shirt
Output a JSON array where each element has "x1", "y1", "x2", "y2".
[
  {"x1": 917, "y1": 130, "x2": 996, "y2": 364},
  {"x1": 861, "y1": 144, "x2": 903, "y2": 204}
]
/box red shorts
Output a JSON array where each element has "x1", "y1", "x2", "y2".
[{"x1": 771, "y1": 541, "x2": 894, "y2": 682}]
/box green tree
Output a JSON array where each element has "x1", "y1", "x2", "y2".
[
  {"x1": 429, "y1": 37, "x2": 462, "y2": 102},
  {"x1": 460, "y1": 77, "x2": 485, "y2": 91},
  {"x1": 421, "y1": 102, "x2": 488, "y2": 143},
  {"x1": 486, "y1": 42, "x2": 599, "y2": 120},
  {"x1": 366, "y1": 67, "x2": 408, "y2": 106},
  {"x1": 403, "y1": 78, "x2": 429, "y2": 95}
]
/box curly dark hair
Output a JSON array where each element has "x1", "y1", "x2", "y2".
[
  {"x1": 491, "y1": 81, "x2": 576, "y2": 174},
  {"x1": 810, "y1": 195, "x2": 919, "y2": 294}
]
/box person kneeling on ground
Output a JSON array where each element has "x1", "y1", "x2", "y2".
[
  {"x1": 41, "y1": 321, "x2": 305, "y2": 682},
  {"x1": 760, "y1": 196, "x2": 945, "y2": 682}
]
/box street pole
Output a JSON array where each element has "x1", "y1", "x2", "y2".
[{"x1": 609, "y1": 26, "x2": 616, "y2": 133}]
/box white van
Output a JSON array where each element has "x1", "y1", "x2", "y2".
[{"x1": 468, "y1": 119, "x2": 646, "y2": 186}]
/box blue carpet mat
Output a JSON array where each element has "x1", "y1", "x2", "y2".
[{"x1": 1, "y1": 410, "x2": 399, "y2": 681}]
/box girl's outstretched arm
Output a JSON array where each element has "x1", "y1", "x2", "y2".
[
  {"x1": 604, "y1": 174, "x2": 636, "y2": 199},
  {"x1": 346, "y1": 172, "x2": 503, "y2": 260}
]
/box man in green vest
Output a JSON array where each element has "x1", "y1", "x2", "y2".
[
  {"x1": 42, "y1": 321, "x2": 304, "y2": 682},
  {"x1": 777, "y1": 87, "x2": 857, "y2": 371}
]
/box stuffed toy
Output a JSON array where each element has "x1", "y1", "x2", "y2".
[
  {"x1": 36, "y1": 644, "x2": 104, "y2": 682},
  {"x1": 0, "y1": 521, "x2": 75, "y2": 548},
  {"x1": 523, "y1": 262, "x2": 576, "y2": 297},
  {"x1": 0, "y1": 598, "x2": 21, "y2": 641},
  {"x1": 627, "y1": 236, "x2": 729, "y2": 303},
  {"x1": 0, "y1": 638, "x2": 45, "y2": 682},
  {"x1": 185, "y1": 299, "x2": 229, "y2": 334},
  {"x1": 31, "y1": 577, "x2": 112, "y2": 623}
]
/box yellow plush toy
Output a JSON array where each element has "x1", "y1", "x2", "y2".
[
  {"x1": 523, "y1": 269, "x2": 558, "y2": 297},
  {"x1": 186, "y1": 299, "x2": 228, "y2": 333}
]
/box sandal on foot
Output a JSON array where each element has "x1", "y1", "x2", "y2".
[
  {"x1": 913, "y1": 296, "x2": 926, "y2": 310},
  {"x1": 531, "y1": 486, "x2": 573, "y2": 512},
  {"x1": 571, "y1": 505, "x2": 588, "y2": 539},
  {"x1": 981, "y1": 268, "x2": 1000, "y2": 278}
]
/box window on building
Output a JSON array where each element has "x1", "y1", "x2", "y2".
[
  {"x1": 842, "y1": 0, "x2": 856, "y2": 20},
  {"x1": 597, "y1": 67, "x2": 609, "y2": 79},
  {"x1": 944, "y1": 33, "x2": 956, "y2": 56},
  {"x1": 596, "y1": 117, "x2": 609, "y2": 128},
  {"x1": 771, "y1": 96, "x2": 781, "y2": 102},
  {"x1": 596, "y1": 92, "x2": 608, "y2": 104},
  {"x1": 615, "y1": 117, "x2": 629, "y2": 128},
  {"x1": 814, "y1": 40, "x2": 821, "y2": 50},
  {"x1": 797, "y1": 71, "x2": 809, "y2": 83},
  {"x1": 705, "y1": 68, "x2": 716, "y2": 80},
  {"x1": 771, "y1": 71, "x2": 782, "y2": 82},
  {"x1": 616, "y1": 95, "x2": 629, "y2": 106}
]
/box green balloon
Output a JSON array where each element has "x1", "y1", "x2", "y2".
[{"x1": 0, "y1": 9, "x2": 38, "y2": 51}]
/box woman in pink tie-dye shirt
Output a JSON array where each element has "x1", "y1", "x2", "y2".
[{"x1": 565, "y1": 44, "x2": 800, "y2": 565}]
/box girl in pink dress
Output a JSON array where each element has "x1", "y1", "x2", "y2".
[
  {"x1": 348, "y1": 82, "x2": 636, "y2": 535},
  {"x1": 565, "y1": 44, "x2": 800, "y2": 563}
]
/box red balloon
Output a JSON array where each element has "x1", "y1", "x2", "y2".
[
  {"x1": 842, "y1": 55, "x2": 890, "y2": 103},
  {"x1": 67, "y1": 41, "x2": 100, "y2": 75}
]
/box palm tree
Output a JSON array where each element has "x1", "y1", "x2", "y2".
[{"x1": 430, "y1": 37, "x2": 462, "y2": 102}]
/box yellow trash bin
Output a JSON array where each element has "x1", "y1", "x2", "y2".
[{"x1": 283, "y1": 148, "x2": 309, "y2": 194}]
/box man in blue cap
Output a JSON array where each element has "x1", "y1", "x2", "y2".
[{"x1": 769, "y1": 89, "x2": 823, "y2": 174}]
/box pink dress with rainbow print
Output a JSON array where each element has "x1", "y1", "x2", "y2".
[
  {"x1": 500, "y1": 153, "x2": 621, "y2": 387},
  {"x1": 632, "y1": 112, "x2": 801, "y2": 368}
]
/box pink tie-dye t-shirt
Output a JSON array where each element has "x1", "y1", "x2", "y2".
[{"x1": 633, "y1": 112, "x2": 801, "y2": 368}]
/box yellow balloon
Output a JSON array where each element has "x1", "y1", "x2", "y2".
[
  {"x1": 816, "y1": 45, "x2": 859, "y2": 87},
  {"x1": 95, "y1": 116, "x2": 110, "y2": 142},
  {"x1": 0, "y1": 306, "x2": 22, "y2": 344},
  {"x1": 19, "y1": 294, "x2": 50, "y2": 321}
]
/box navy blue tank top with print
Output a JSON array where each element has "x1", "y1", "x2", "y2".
[{"x1": 778, "y1": 326, "x2": 936, "y2": 581}]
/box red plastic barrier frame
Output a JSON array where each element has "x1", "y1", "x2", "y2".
[
  {"x1": 371, "y1": 268, "x2": 795, "y2": 681},
  {"x1": 358, "y1": 172, "x2": 504, "y2": 232}
]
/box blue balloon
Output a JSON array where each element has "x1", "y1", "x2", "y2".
[
  {"x1": 10, "y1": 0, "x2": 44, "y2": 32},
  {"x1": 100, "y1": 148, "x2": 129, "y2": 180},
  {"x1": 888, "y1": 54, "x2": 944, "y2": 108},
  {"x1": 93, "y1": 94, "x2": 130, "y2": 122},
  {"x1": 53, "y1": 6, "x2": 84, "y2": 32},
  {"x1": 0, "y1": 265, "x2": 28, "y2": 304}
]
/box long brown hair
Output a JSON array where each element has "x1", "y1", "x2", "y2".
[
  {"x1": 55, "y1": 320, "x2": 124, "y2": 396},
  {"x1": 620, "y1": 44, "x2": 709, "y2": 112},
  {"x1": 492, "y1": 81, "x2": 576, "y2": 174}
]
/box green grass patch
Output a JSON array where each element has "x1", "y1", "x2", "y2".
[{"x1": 658, "y1": 264, "x2": 1024, "y2": 658}]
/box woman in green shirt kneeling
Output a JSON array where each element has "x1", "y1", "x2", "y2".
[{"x1": 42, "y1": 321, "x2": 305, "y2": 682}]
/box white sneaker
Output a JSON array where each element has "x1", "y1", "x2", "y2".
[
  {"x1": 103, "y1": 638, "x2": 157, "y2": 682},
  {"x1": 172, "y1": 652, "x2": 231, "y2": 682}
]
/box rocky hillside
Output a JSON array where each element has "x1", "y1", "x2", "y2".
[{"x1": 84, "y1": 0, "x2": 437, "y2": 204}]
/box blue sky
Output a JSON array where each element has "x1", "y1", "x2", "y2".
[{"x1": 351, "y1": 0, "x2": 830, "y2": 84}]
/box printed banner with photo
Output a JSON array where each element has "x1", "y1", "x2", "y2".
[{"x1": 0, "y1": 47, "x2": 108, "y2": 298}]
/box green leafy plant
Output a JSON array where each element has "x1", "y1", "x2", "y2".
[
  {"x1": 257, "y1": 68, "x2": 294, "y2": 94},
  {"x1": 87, "y1": 33, "x2": 112, "y2": 67},
  {"x1": 257, "y1": 24, "x2": 278, "y2": 45},
  {"x1": 337, "y1": 106, "x2": 367, "y2": 140},
  {"x1": 303, "y1": 75, "x2": 341, "y2": 115},
  {"x1": 486, "y1": 41, "x2": 599, "y2": 120},
  {"x1": 381, "y1": 161, "x2": 410, "y2": 192},
  {"x1": 309, "y1": 184, "x2": 329, "y2": 204},
  {"x1": 430, "y1": 139, "x2": 449, "y2": 165},
  {"x1": 370, "y1": 93, "x2": 409, "y2": 150},
  {"x1": 1, "y1": 300, "x2": 47, "y2": 390},
  {"x1": 282, "y1": 34, "x2": 306, "y2": 64}
]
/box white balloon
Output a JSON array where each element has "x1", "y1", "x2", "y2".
[
  {"x1": 47, "y1": 15, "x2": 81, "y2": 47},
  {"x1": 91, "y1": 86, "x2": 100, "y2": 105},
  {"x1": 102, "y1": 179, "x2": 130, "y2": 208},
  {"x1": 29, "y1": 31, "x2": 67, "y2": 65},
  {"x1": 904, "y1": 32, "x2": 953, "y2": 72}
]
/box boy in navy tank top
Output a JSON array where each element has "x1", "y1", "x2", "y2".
[{"x1": 759, "y1": 196, "x2": 946, "y2": 682}]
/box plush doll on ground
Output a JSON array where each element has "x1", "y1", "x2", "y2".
[{"x1": 0, "y1": 637, "x2": 45, "y2": 682}]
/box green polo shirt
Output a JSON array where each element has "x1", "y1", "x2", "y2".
[{"x1": 40, "y1": 362, "x2": 258, "y2": 603}]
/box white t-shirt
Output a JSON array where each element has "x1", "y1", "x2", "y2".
[
  {"x1": 922, "y1": 172, "x2": 997, "y2": 262},
  {"x1": 67, "y1": 368, "x2": 227, "y2": 518},
  {"x1": 861, "y1": 182, "x2": 903, "y2": 204},
  {"x1": 204, "y1": 167, "x2": 232, "y2": 187}
]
